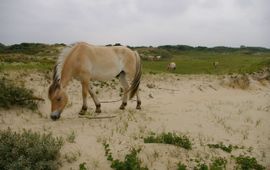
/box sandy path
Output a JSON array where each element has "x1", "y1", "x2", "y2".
[{"x1": 0, "y1": 72, "x2": 269, "y2": 169}]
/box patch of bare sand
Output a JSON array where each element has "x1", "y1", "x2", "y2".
[{"x1": 0, "y1": 72, "x2": 269, "y2": 169}]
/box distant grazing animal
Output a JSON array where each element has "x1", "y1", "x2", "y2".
[
  {"x1": 147, "y1": 55, "x2": 154, "y2": 61},
  {"x1": 154, "y1": 56, "x2": 161, "y2": 61},
  {"x1": 167, "y1": 62, "x2": 176, "y2": 71},
  {"x1": 213, "y1": 61, "x2": 219, "y2": 68},
  {"x1": 48, "y1": 42, "x2": 142, "y2": 120}
]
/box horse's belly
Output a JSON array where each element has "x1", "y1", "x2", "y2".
[{"x1": 90, "y1": 68, "x2": 121, "y2": 81}]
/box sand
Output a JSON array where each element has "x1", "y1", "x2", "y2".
[{"x1": 0, "y1": 72, "x2": 269, "y2": 169}]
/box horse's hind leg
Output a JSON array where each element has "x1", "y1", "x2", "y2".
[
  {"x1": 136, "y1": 90, "x2": 141, "y2": 110},
  {"x1": 119, "y1": 72, "x2": 129, "y2": 110},
  {"x1": 79, "y1": 81, "x2": 89, "y2": 115},
  {"x1": 88, "y1": 85, "x2": 101, "y2": 113}
]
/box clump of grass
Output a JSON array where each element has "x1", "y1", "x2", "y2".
[
  {"x1": 103, "y1": 142, "x2": 148, "y2": 170},
  {"x1": 210, "y1": 157, "x2": 227, "y2": 170},
  {"x1": 0, "y1": 128, "x2": 63, "y2": 170},
  {"x1": 194, "y1": 163, "x2": 208, "y2": 170},
  {"x1": 207, "y1": 143, "x2": 233, "y2": 153},
  {"x1": 79, "y1": 162, "x2": 87, "y2": 170},
  {"x1": 0, "y1": 77, "x2": 42, "y2": 110},
  {"x1": 177, "y1": 162, "x2": 187, "y2": 170},
  {"x1": 144, "y1": 132, "x2": 192, "y2": 150},
  {"x1": 235, "y1": 155, "x2": 265, "y2": 170},
  {"x1": 66, "y1": 131, "x2": 76, "y2": 143},
  {"x1": 64, "y1": 150, "x2": 80, "y2": 163}
]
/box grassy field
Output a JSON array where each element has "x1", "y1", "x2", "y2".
[
  {"x1": 1, "y1": 43, "x2": 270, "y2": 74},
  {"x1": 141, "y1": 51, "x2": 270, "y2": 74}
]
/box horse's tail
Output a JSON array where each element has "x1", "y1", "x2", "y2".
[{"x1": 129, "y1": 51, "x2": 142, "y2": 99}]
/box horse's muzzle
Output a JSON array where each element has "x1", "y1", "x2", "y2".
[{"x1": 50, "y1": 111, "x2": 61, "y2": 120}]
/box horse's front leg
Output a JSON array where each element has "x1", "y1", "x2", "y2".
[
  {"x1": 88, "y1": 85, "x2": 101, "y2": 113},
  {"x1": 79, "y1": 81, "x2": 89, "y2": 115}
]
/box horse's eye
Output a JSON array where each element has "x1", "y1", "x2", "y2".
[{"x1": 57, "y1": 97, "x2": 61, "y2": 102}]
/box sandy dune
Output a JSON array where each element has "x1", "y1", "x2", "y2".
[{"x1": 0, "y1": 72, "x2": 269, "y2": 169}]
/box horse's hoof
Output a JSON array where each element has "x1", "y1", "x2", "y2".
[
  {"x1": 79, "y1": 106, "x2": 87, "y2": 115},
  {"x1": 119, "y1": 102, "x2": 127, "y2": 110},
  {"x1": 95, "y1": 109, "x2": 101, "y2": 113},
  {"x1": 79, "y1": 110, "x2": 86, "y2": 115},
  {"x1": 136, "y1": 106, "x2": 141, "y2": 110}
]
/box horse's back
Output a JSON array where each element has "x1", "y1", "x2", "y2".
[{"x1": 72, "y1": 42, "x2": 137, "y2": 81}]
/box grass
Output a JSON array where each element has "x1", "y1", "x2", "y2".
[
  {"x1": 144, "y1": 132, "x2": 192, "y2": 150},
  {"x1": 194, "y1": 163, "x2": 209, "y2": 170},
  {"x1": 66, "y1": 131, "x2": 76, "y2": 143},
  {"x1": 142, "y1": 51, "x2": 270, "y2": 75},
  {"x1": 79, "y1": 162, "x2": 87, "y2": 170},
  {"x1": 1, "y1": 43, "x2": 270, "y2": 74},
  {"x1": 207, "y1": 143, "x2": 234, "y2": 153},
  {"x1": 210, "y1": 157, "x2": 227, "y2": 170},
  {"x1": 0, "y1": 128, "x2": 63, "y2": 170},
  {"x1": 235, "y1": 155, "x2": 265, "y2": 170},
  {"x1": 0, "y1": 77, "x2": 41, "y2": 110},
  {"x1": 177, "y1": 162, "x2": 187, "y2": 170},
  {"x1": 103, "y1": 142, "x2": 148, "y2": 170}
]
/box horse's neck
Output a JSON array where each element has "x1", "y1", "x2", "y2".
[{"x1": 59, "y1": 62, "x2": 73, "y2": 88}]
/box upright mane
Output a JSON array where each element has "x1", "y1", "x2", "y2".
[
  {"x1": 53, "y1": 43, "x2": 76, "y2": 83},
  {"x1": 49, "y1": 43, "x2": 76, "y2": 97}
]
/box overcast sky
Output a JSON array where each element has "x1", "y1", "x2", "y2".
[{"x1": 0, "y1": 0, "x2": 269, "y2": 47}]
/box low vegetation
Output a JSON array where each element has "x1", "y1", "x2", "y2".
[
  {"x1": 0, "y1": 128, "x2": 63, "y2": 170},
  {"x1": 0, "y1": 77, "x2": 42, "y2": 110},
  {"x1": 235, "y1": 155, "x2": 265, "y2": 170},
  {"x1": 177, "y1": 162, "x2": 187, "y2": 170},
  {"x1": 1, "y1": 42, "x2": 270, "y2": 74},
  {"x1": 207, "y1": 143, "x2": 234, "y2": 153},
  {"x1": 210, "y1": 157, "x2": 227, "y2": 170},
  {"x1": 103, "y1": 142, "x2": 148, "y2": 170},
  {"x1": 144, "y1": 132, "x2": 192, "y2": 150},
  {"x1": 66, "y1": 131, "x2": 76, "y2": 143}
]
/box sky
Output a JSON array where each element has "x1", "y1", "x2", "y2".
[{"x1": 0, "y1": 0, "x2": 269, "y2": 47}]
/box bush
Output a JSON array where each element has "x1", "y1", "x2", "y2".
[
  {"x1": 235, "y1": 155, "x2": 265, "y2": 170},
  {"x1": 177, "y1": 162, "x2": 187, "y2": 170},
  {"x1": 207, "y1": 143, "x2": 233, "y2": 153},
  {"x1": 0, "y1": 129, "x2": 63, "y2": 170},
  {"x1": 144, "y1": 132, "x2": 192, "y2": 150},
  {"x1": 0, "y1": 77, "x2": 40, "y2": 110},
  {"x1": 103, "y1": 143, "x2": 148, "y2": 170}
]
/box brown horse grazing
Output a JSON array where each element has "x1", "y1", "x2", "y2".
[{"x1": 48, "y1": 42, "x2": 142, "y2": 120}]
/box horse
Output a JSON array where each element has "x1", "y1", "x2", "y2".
[
  {"x1": 213, "y1": 61, "x2": 219, "y2": 69},
  {"x1": 167, "y1": 62, "x2": 176, "y2": 71},
  {"x1": 48, "y1": 42, "x2": 142, "y2": 120}
]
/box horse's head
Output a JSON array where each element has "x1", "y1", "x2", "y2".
[{"x1": 48, "y1": 82, "x2": 68, "y2": 120}]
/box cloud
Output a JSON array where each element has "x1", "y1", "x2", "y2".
[{"x1": 0, "y1": 0, "x2": 269, "y2": 47}]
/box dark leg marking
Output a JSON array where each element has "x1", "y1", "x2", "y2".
[
  {"x1": 79, "y1": 105, "x2": 88, "y2": 115},
  {"x1": 136, "y1": 100, "x2": 141, "y2": 110},
  {"x1": 119, "y1": 102, "x2": 127, "y2": 110},
  {"x1": 95, "y1": 104, "x2": 101, "y2": 113}
]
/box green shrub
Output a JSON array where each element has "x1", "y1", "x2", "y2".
[
  {"x1": 144, "y1": 132, "x2": 192, "y2": 150},
  {"x1": 207, "y1": 143, "x2": 233, "y2": 153},
  {"x1": 177, "y1": 162, "x2": 187, "y2": 170},
  {"x1": 66, "y1": 131, "x2": 76, "y2": 143},
  {"x1": 79, "y1": 162, "x2": 87, "y2": 170},
  {"x1": 210, "y1": 157, "x2": 227, "y2": 170},
  {"x1": 235, "y1": 155, "x2": 265, "y2": 170},
  {"x1": 103, "y1": 143, "x2": 148, "y2": 170},
  {"x1": 194, "y1": 163, "x2": 208, "y2": 170},
  {"x1": 0, "y1": 77, "x2": 40, "y2": 110},
  {"x1": 0, "y1": 128, "x2": 63, "y2": 170}
]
